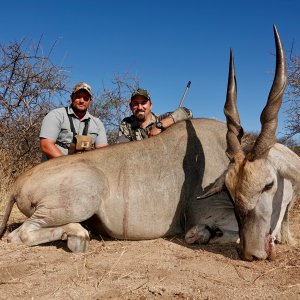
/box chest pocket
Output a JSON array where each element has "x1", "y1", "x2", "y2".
[{"x1": 65, "y1": 107, "x2": 93, "y2": 154}]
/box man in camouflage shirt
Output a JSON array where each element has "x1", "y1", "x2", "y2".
[{"x1": 118, "y1": 88, "x2": 192, "y2": 143}]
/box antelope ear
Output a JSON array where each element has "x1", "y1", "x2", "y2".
[{"x1": 197, "y1": 172, "x2": 226, "y2": 199}]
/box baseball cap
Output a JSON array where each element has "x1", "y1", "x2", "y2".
[
  {"x1": 131, "y1": 88, "x2": 151, "y2": 101},
  {"x1": 71, "y1": 82, "x2": 93, "y2": 97}
]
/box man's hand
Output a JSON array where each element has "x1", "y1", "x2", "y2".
[
  {"x1": 95, "y1": 143, "x2": 108, "y2": 149},
  {"x1": 149, "y1": 125, "x2": 162, "y2": 137},
  {"x1": 171, "y1": 107, "x2": 193, "y2": 123},
  {"x1": 149, "y1": 116, "x2": 176, "y2": 137}
]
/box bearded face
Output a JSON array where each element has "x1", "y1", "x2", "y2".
[{"x1": 130, "y1": 96, "x2": 152, "y2": 122}]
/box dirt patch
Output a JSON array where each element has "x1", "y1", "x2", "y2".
[{"x1": 0, "y1": 204, "x2": 299, "y2": 299}]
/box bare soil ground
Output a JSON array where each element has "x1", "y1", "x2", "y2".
[{"x1": 0, "y1": 202, "x2": 299, "y2": 300}]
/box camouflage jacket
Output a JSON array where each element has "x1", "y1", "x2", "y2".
[{"x1": 118, "y1": 112, "x2": 170, "y2": 143}]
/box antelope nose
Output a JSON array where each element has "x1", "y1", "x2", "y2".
[
  {"x1": 238, "y1": 244, "x2": 261, "y2": 261},
  {"x1": 239, "y1": 249, "x2": 255, "y2": 261},
  {"x1": 240, "y1": 249, "x2": 268, "y2": 261}
]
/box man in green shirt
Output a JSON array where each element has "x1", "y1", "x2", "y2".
[{"x1": 118, "y1": 88, "x2": 192, "y2": 143}]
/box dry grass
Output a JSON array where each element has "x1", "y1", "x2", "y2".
[
  {"x1": 0, "y1": 149, "x2": 30, "y2": 221},
  {"x1": 0, "y1": 149, "x2": 14, "y2": 205}
]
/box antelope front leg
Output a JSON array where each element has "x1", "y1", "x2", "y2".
[{"x1": 7, "y1": 220, "x2": 90, "y2": 252}]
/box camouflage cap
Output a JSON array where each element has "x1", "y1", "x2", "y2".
[
  {"x1": 131, "y1": 88, "x2": 151, "y2": 101},
  {"x1": 71, "y1": 82, "x2": 93, "y2": 97}
]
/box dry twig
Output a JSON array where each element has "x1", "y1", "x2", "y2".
[
  {"x1": 254, "y1": 265, "x2": 300, "y2": 283},
  {"x1": 98, "y1": 249, "x2": 126, "y2": 283}
]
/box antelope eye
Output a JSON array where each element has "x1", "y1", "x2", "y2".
[{"x1": 262, "y1": 181, "x2": 274, "y2": 192}]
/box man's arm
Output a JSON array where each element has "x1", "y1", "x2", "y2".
[
  {"x1": 149, "y1": 107, "x2": 193, "y2": 137},
  {"x1": 40, "y1": 109, "x2": 65, "y2": 159},
  {"x1": 40, "y1": 138, "x2": 64, "y2": 159},
  {"x1": 94, "y1": 120, "x2": 108, "y2": 148}
]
